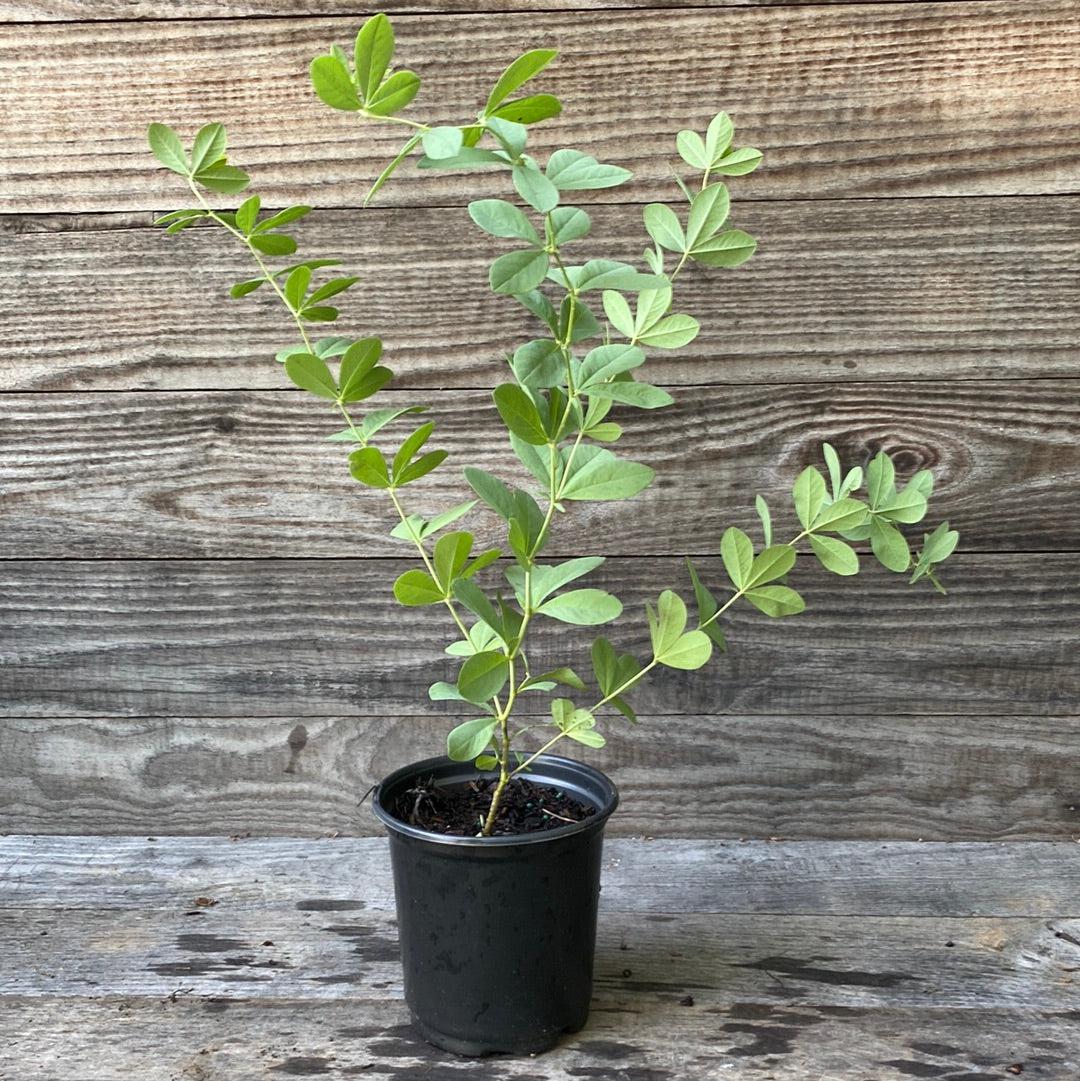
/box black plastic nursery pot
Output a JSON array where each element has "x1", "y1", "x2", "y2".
[{"x1": 371, "y1": 753, "x2": 620, "y2": 1057}]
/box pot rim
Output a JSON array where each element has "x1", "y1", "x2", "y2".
[{"x1": 371, "y1": 752, "x2": 619, "y2": 847}]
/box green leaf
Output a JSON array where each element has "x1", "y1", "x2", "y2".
[
  {"x1": 509, "y1": 556, "x2": 604, "y2": 606},
  {"x1": 585, "y1": 381, "x2": 674, "y2": 409},
  {"x1": 249, "y1": 233, "x2": 297, "y2": 256},
  {"x1": 355, "y1": 12, "x2": 395, "y2": 102},
  {"x1": 522, "y1": 667, "x2": 585, "y2": 692},
  {"x1": 366, "y1": 70, "x2": 421, "y2": 117},
  {"x1": 230, "y1": 278, "x2": 265, "y2": 299},
  {"x1": 643, "y1": 203, "x2": 685, "y2": 252},
  {"x1": 512, "y1": 164, "x2": 559, "y2": 213},
  {"x1": 712, "y1": 146, "x2": 764, "y2": 176},
  {"x1": 148, "y1": 123, "x2": 189, "y2": 175},
  {"x1": 636, "y1": 314, "x2": 699, "y2": 349},
  {"x1": 578, "y1": 343, "x2": 645, "y2": 386},
  {"x1": 428, "y1": 681, "x2": 469, "y2": 703},
  {"x1": 349, "y1": 446, "x2": 391, "y2": 488},
  {"x1": 434, "y1": 531, "x2": 474, "y2": 590},
  {"x1": 747, "y1": 544, "x2": 796, "y2": 587},
  {"x1": 537, "y1": 588, "x2": 622, "y2": 625},
  {"x1": 308, "y1": 276, "x2": 360, "y2": 306},
  {"x1": 867, "y1": 451, "x2": 896, "y2": 508},
  {"x1": 193, "y1": 162, "x2": 250, "y2": 195},
  {"x1": 492, "y1": 384, "x2": 548, "y2": 445},
  {"x1": 686, "y1": 183, "x2": 730, "y2": 249},
  {"x1": 658, "y1": 629, "x2": 712, "y2": 670},
  {"x1": 822, "y1": 443, "x2": 842, "y2": 500},
  {"x1": 876, "y1": 488, "x2": 929, "y2": 525},
  {"x1": 560, "y1": 447, "x2": 654, "y2": 502},
  {"x1": 720, "y1": 526, "x2": 753, "y2": 589},
  {"x1": 793, "y1": 466, "x2": 827, "y2": 529},
  {"x1": 253, "y1": 205, "x2": 312, "y2": 234},
  {"x1": 755, "y1": 494, "x2": 772, "y2": 547},
  {"x1": 566, "y1": 259, "x2": 667, "y2": 293},
  {"x1": 468, "y1": 198, "x2": 539, "y2": 243},
  {"x1": 690, "y1": 229, "x2": 756, "y2": 268},
  {"x1": 808, "y1": 533, "x2": 860, "y2": 576},
  {"x1": 447, "y1": 717, "x2": 499, "y2": 761},
  {"x1": 457, "y1": 651, "x2": 510, "y2": 705},
  {"x1": 811, "y1": 497, "x2": 868, "y2": 532},
  {"x1": 393, "y1": 568, "x2": 444, "y2": 605},
  {"x1": 339, "y1": 338, "x2": 390, "y2": 402},
  {"x1": 675, "y1": 129, "x2": 708, "y2": 170},
  {"x1": 510, "y1": 339, "x2": 562, "y2": 390},
  {"x1": 416, "y1": 146, "x2": 506, "y2": 170},
  {"x1": 392, "y1": 421, "x2": 434, "y2": 479},
  {"x1": 705, "y1": 112, "x2": 734, "y2": 163},
  {"x1": 634, "y1": 287, "x2": 672, "y2": 335},
  {"x1": 546, "y1": 148, "x2": 632, "y2": 191},
  {"x1": 390, "y1": 499, "x2": 476, "y2": 541},
  {"x1": 310, "y1": 53, "x2": 363, "y2": 111},
  {"x1": 486, "y1": 49, "x2": 557, "y2": 113},
  {"x1": 464, "y1": 467, "x2": 516, "y2": 522},
  {"x1": 355, "y1": 404, "x2": 426, "y2": 443},
  {"x1": 300, "y1": 305, "x2": 339, "y2": 323},
  {"x1": 549, "y1": 206, "x2": 591, "y2": 245},
  {"x1": 490, "y1": 249, "x2": 549, "y2": 295},
  {"x1": 453, "y1": 580, "x2": 506, "y2": 643},
  {"x1": 487, "y1": 117, "x2": 528, "y2": 158},
  {"x1": 421, "y1": 125, "x2": 464, "y2": 161},
  {"x1": 284, "y1": 265, "x2": 311, "y2": 312},
  {"x1": 491, "y1": 93, "x2": 562, "y2": 125},
  {"x1": 745, "y1": 585, "x2": 805, "y2": 618},
  {"x1": 189, "y1": 123, "x2": 227, "y2": 174},
  {"x1": 602, "y1": 291, "x2": 635, "y2": 338},
  {"x1": 474, "y1": 754, "x2": 499, "y2": 771},
  {"x1": 870, "y1": 517, "x2": 911, "y2": 572},
  {"x1": 397, "y1": 450, "x2": 447, "y2": 486},
  {"x1": 234, "y1": 195, "x2": 260, "y2": 235},
  {"x1": 687, "y1": 558, "x2": 726, "y2": 650},
  {"x1": 285, "y1": 352, "x2": 337, "y2": 399}
]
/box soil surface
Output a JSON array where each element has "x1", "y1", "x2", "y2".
[{"x1": 388, "y1": 776, "x2": 597, "y2": 837}]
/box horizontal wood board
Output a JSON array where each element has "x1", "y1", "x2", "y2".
[
  {"x1": 2, "y1": 2, "x2": 1079, "y2": 213},
  {"x1": 1, "y1": 837, "x2": 1079, "y2": 1078},
  {"x1": 0, "y1": 555, "x2": 1074, "y2": 719},
  {"x1": 5, "y1": 196, "x2": 1080, "y2": 392},
  {"x1": 4, "y1": 713, "x2": 1079, "y2": 839},
  {"x1": 0, "y1": 380, "x2": 1074, "y2": 558}
]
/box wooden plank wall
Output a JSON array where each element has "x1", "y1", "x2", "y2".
[{"x1": 1, "y1": 0, "x2": 1077, "y2": 840}]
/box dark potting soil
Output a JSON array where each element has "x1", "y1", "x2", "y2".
[{"x1": 388, "y1": 776, "x2": 597, "y2": 837}]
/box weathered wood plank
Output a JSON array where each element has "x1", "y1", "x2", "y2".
[
  {"x1": 0, "y1": 555, "x2": 1072, "y2": 719},
  {"x1": 3, "y1": 713, "x2": 1079, "y2": 841},
  {"x1": 1, "y1": 0, "x2": 979, "y2": 22},
  {"x1": 2, "y1": 381, "x2": 1074, "y2": 558},
  {"x1": 2, "y1": 4, "x2": 1078, "y2": 213},
  {"x1": 3, "y1": 836, "x2": 1078, "y2": 916},
  {"x1": 1, "y1": 997, "x2": 1074, "y2": 1081},
  {"x1": 9, "y1": 903, "x2": 1080, "y2": 1009},
  {"x1": 6, "y1": 196, "x2": 1079, "y2": 391}
]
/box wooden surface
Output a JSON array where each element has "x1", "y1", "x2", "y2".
[
  {"x1": 1, "y1": 0, "x2": 1078, "y2": 844},
  {"x1": 2, "y1": 835, "x2": 1078, "y2": 1078},
  {"x1": 7, "y1": 196, "x2": 1080, "y2": 392},
  {"x1": 3, "y1": 4, "x2": 1080, "y2": 213}
]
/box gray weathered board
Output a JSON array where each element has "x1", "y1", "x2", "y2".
[
  {"x1": 0, "y1": 0, "x2": 1078, "y2": 843},
  {"x1": 1, "y1": 835, "x2": 1078, "y2": 1079}
]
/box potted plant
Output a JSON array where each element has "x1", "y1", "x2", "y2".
[{"x1": 147, "y1": 13, "x2": 958, "y2": 1057}]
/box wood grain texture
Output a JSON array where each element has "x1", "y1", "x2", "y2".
[
  {"x1": 1, "y1": 0, "x2": 974, "y2": 22},
  {"x1": 0, "y1": 555, "x2": 1073, "y2": 720},
  {"x1": 4, "y1": 835, "x2": 1079, "y2": 916},
  {"x1": 6, "y1": 196, "x2": 1079, "y2": 392},
  {"x1": 4, "y1": 714, "x2": 1078, "y2": 840},
  {"x1": 1, "y1": 997, "x2": 1075, "y2": 1081},
  {"x1": 2, "y1": 3, "x2": 1078, "y2": 213},
  {"x1": 1, "y1": 380, "x2": 1075, "y2": 558},
  {"x1": 10, "y1": 905, "x2": 1080, "y2": 1009}
]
